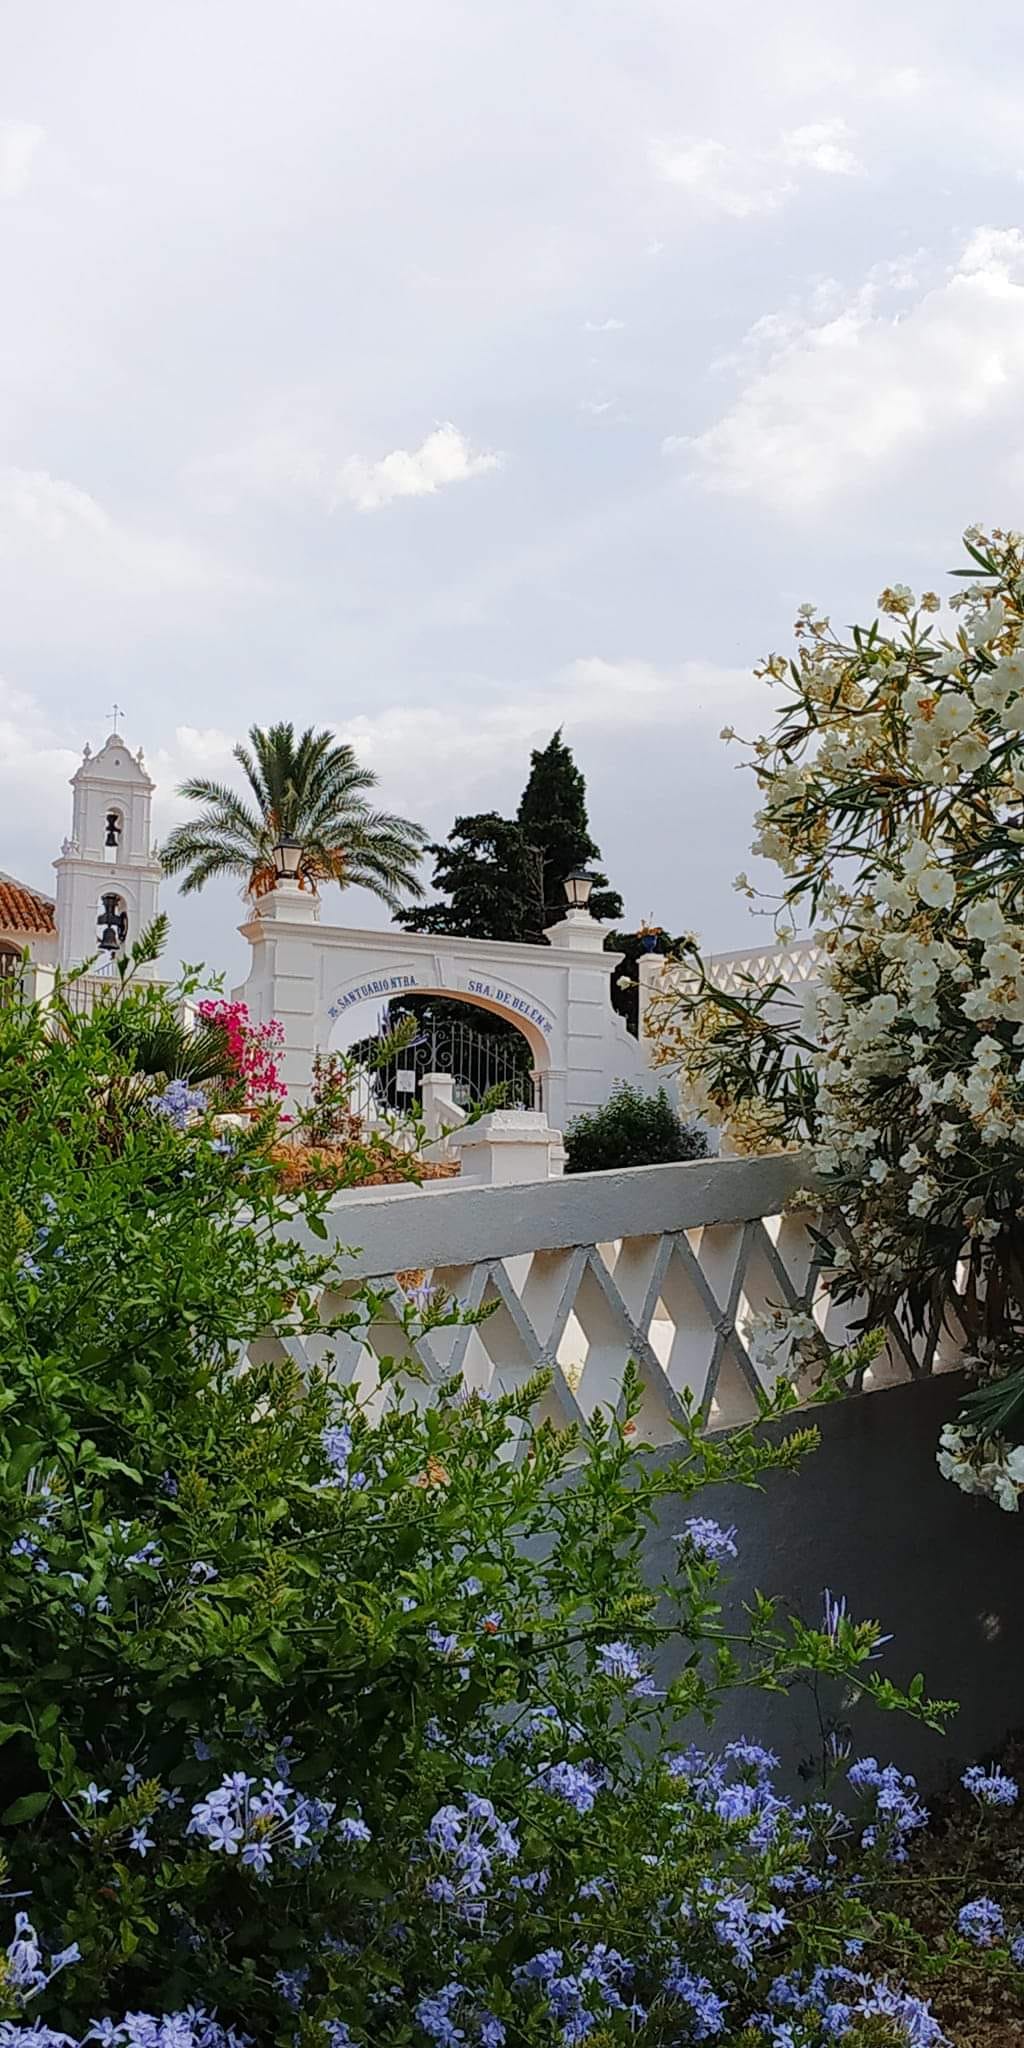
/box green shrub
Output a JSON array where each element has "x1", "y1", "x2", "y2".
[
  {"x1": 565, "y1": 1081, "x2": 708, "y2": 1173},
  {"x1": 0, "y1": 978, "x2": 986, "y2": 2048}
]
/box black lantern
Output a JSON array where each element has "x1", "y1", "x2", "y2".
[
  {"x1": 104, "y1": 810, "x2": 122, "y2": 850},
  {"x1": 97, "y1": 893, "x2": 128, "y2": 953},
  {"x1": 563, "y1": 866, "x2": 595, "y2": 912},
  {"x1": 273, "y1": 834, "x2": 303, "y2": 881}
]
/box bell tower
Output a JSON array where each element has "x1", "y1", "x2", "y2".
[{"x1": 53, "y1": 724, "x2": 163, "y2": 975}]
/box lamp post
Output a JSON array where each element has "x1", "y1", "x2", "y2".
[
  {"x1": 563, "y1": 866, "x2": 595, "y2": 916},
  {"x1": 273, "y1": 835, "x2": 303, "y2": 883}
]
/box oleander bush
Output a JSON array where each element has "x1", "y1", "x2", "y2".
[
  {"x1": 0, "y1": 974, "x2": 1019, "y2": 2047},
  {"x1": 648, "y1": 525, "x2": 1024, "y2": 1513}
]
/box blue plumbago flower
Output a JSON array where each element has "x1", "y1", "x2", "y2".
[
  {"x1": 855, "y1": 1981, "x2": 946, "y2": 2045},
  {"x1": 708, "y1": 1887, "x2": 788, "y2": 1969},
  {"x1": 424, "y1": 1799, "x2": 519, "y2": 1923},
  {"x1": 126, "y1": 1541, "x2": 163, "y2": 1570},
  {"x1": 338, "y1": 1815, "x2": 372, "y2": 1845},
  {"x1": 427, "y1": 1624, "x2": 472, "y2": 1665},
  {"x1": 962, "y1": 1762, "x2": 1018, "y2": 1807},
  {"x1": 320, "y1": 1423, "x2": 354, "y2": 1487},
  {"x1": 81, "y1": 2014, "x2": 251, "y2": 2047},
  {"x1": 405, "y1": 1280, "x2": 438, "y2": 1310},
  {"x1": 822, "y1": 1588, "x2": 891, "y2": 1658},
  {"x1": 959, "y1": 1895, "x2": 1006, "y2": 1946},
  {"x1": 210, "y1": 1136, "x2": 235, "y2": 1156},
  {"x1": 847, "y1": 1757, "x2": 927, "y2": 1860},
  {"x1": 17, "y1": 1250, "x2": 43, "y2": 1281},
  {"x1": 10, "y1": 1534, "x2": 43, "y2": 1566},
  {"x1": 189, "y1": 1561, "x2": 219, "y2": 1584},
  {"x1": 193, "y1": 1737, "x2": 214, "y2": 1762},
  {"x1": 663, "y1": 1961, "x2": 727, "y2": 2037},
  {"x1": 325, "y1": 2026, "x2": 355, "y2": 2048},
  {"x1": 414, "y1": 1983, "x2": 465, "y2": 2046},
  {"x1": 152, "y1": 1078, "x2": 208, "y2": 1129},
  {"x1": 536, "y1": 1760, "x2": 606, "y2": 1816},
  {"x1": 822, "y1": 1589, "x2": 849, "y2": 1639},
  {"x1": 273, "y1": 1966, "x2": 309, "y2": 2011},
  {"x1": 1011, "y1": 1930, "x2": 1024, "y2": 1966},
  {"x1": 678, "y1": 1517, "x2": 739, "y2": 1564},
  {"x1": 128, "y1": 1826, "x2": 155, "y2": 1857},
  {"x1": 5, "y1": 1912, "x2": 80, "y2": 1998},
  {"x1": 460, "y1": 1576, "x2": 484, "y2": 1597},
  {"x1": 158, "y1": 1470, "x2": 179, "y2": 1497},
  {"x1": 594, "y1": 1640, "x2": 656, "y2": 1696},
  {"x1": 514, "y1": 1944, "x2": 634, "y2": 2043},
  {"x1": 78, "y1": 1782, "x2": 111, "y2": 1810},
  {"x1": 187, "y1": 1773, "x2": 351, "y2": 1874}
]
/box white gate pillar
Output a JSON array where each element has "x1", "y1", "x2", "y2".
[
  {"x1": 238, "y1": 884, "x2": 321, "y2": 1111},
  {"x1": 544, "y1": 911, "x2": 625, "y2": 1126}
]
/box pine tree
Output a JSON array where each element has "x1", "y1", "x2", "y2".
[
  {"x1": 394, "y1": 814, "x2": 545, "y2": 941},
  {"x1": 516, "y1": 730, "x2": 623, "y2": 932}
]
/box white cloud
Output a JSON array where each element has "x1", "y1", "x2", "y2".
[
  {"x1": 335, "y1": 423, "x2": 502, "y2": 513},
  {"x1": 781, "y1": 117, "x2": 861, "y2": 176},
  {"x1": 650, "y1": 113, "x2": 863, "y2": 216},
  {"x1": 679, "y1": 227, "x2": 1024, "y2": 511},
  {"x1": 339, "y1": 655, "x2": 757, "y2": 787},
  {"x1": 0, "y1": 675, "x2": 77, "y2": 821},
  {"x1": 649, "y1": 138, "x2": 792, "y2": 218},
  {"x1": 0, "y1": 468, "x2": 253, "y2": 596},
  {"x1": 0, "y1": 120, "x2": 43, "y2": 198},
  {"x1": 583, "y1": 317, "x2": 625, "y2": 332}
]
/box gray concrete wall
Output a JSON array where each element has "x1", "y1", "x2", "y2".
[{"x1": 645, "y1": 1373, "x2": 1024, "y2": 1793}]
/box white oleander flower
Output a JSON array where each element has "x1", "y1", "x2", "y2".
[
  {"x1": 899, "y1": 1143, "x2": 925, "y2": 1173},
  {"x1": 908, "y1": 1173, "x2": 939, "y2": 1217},
  {"x1": 916, "y1": 867, "x2": 955, "y2": 909},
  {"x1": 950, "y1": 733, "x2": 989, "y2": 774},
  {"x1": 902, "y1": 836, "x2": 934, "y2": 876},
  {"x1": 935, "y1": 1122, "x2": 959, "y2": 1156},
  {"x1": 932, "y1": 645, "x2": 964, "y2": 676},
  {"x1": 982, "y1": 939, "x2": 1022, "y2": 980},
  {"x1": 974, "y1": 667, "x2": 1017, "y2": 713},
  {"x1": 972, "y1": 597, "x2": 1006, "y2": 644},
  {"x1": 931, "y1": 692, "x2": 974, "y2": 737},
  {"x1": 868, "y1": 1159, "x2": 890, "y2": 1182},
  {"x1": 964, "y1": 897, "x2": 1006, "y2": 941}
]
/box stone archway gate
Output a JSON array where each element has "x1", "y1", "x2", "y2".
[{"x1": 237, "y1": 888, "x2": 650, "y2": 1133}]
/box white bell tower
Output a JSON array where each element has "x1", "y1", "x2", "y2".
[{"x1": 53, "y1": 724, "x2": 163, "y2": 976}]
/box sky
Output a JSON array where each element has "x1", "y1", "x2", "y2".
[{"x1": 3, "y1": 0, "x2": 1024, "y2": 989}]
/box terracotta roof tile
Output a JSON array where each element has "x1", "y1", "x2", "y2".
[{"x1": 0, "y1": 877, "x2": 56, "y2": 936}]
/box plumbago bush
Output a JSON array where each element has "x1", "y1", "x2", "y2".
[
  {"x1": 1, "y1": 974, "x2": 1014, "y2": 2048},
  {"x1": 648, "y1": 525, "x2": 1024, "y2": 1512}
]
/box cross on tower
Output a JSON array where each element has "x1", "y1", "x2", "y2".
[{"x1": 108, "y1": 701, "x2": 124, "y2": 735}]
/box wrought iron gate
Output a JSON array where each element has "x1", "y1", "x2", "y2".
[{"x1": 354, "y1": 1012, "x2": 541, "y2": 1116}]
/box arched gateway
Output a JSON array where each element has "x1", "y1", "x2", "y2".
[{"x1": 237, "y1": 883, "x2": 649, "y2": 1132}]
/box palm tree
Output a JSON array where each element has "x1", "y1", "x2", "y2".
[{"x1": 160, "y1": 723, "x2": 427, "y2": 909}]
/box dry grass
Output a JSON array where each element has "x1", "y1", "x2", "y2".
[{"x1": 268, "y1": 1138, "x2": 459, "y2": 1193}]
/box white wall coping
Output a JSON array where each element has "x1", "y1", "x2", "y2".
[
  {"x1": 293, "y1": 1150, "x2": 812, "y2": 1274},
  {"x1": 241, "y1": 913, "x2": 625, "y2": 972}
]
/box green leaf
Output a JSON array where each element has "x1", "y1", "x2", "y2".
[
  {"x1": 3, "y1": 1789, "x2": 50, "y2": 1823},
  {"x1": 0, "y1": 1721, "x2": 27, "y2": 1747}
]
